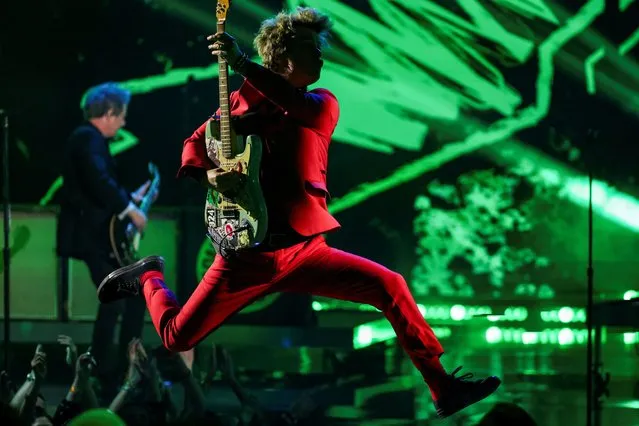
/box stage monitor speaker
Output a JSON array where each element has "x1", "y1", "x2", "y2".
[
  {"x1": 68, "y1": 213, "x2": 179, "y2": 321},
  {"x1": 0, "y1": 211, "x2": 58, "y2": 319}
]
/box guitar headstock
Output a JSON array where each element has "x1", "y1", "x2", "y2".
[
  {"x1": 148, "y1": 162, "x2": 160, "y2": 182},
  {"x1": 216, "y1": 0, "x2": 231, "y2": 23}
]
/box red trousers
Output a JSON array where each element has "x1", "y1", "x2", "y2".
[{"x1": 142, "y1": 235, "x2": 445, "y2": 384}]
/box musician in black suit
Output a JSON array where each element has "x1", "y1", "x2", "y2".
[{"x1": 56, "y1": 82, "x2": 153, "y2": 398}]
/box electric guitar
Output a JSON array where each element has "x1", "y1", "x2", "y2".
[
  {"x1": 109, "y1": 162, "x2": 160, "y2": 266},
  {"x1": 204, "y1": 0, "x2": 268, "y2": 255}
]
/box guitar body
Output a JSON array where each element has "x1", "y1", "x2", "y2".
[
  {"x1": 109, "y1": 162, "x2": 160, "y2": 267},
  {"x1": 205, "y1": 0, "x2": 269, "y2": 256},
  {"x1": 108, "y1": 215, "x2": 140, "y2": 267},
  {"x1": 205, "y1": 124, "x2": 268, "y2": 254}
]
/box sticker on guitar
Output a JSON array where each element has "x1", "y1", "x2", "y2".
[{"x1": 204, "y1": 123, "x2": 268, "y2": 255}]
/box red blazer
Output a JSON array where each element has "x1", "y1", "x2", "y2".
[{"x1": 178, "y1": 62, "x2": 341, "y2": 237}]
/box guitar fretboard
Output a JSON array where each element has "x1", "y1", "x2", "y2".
[
  {"x1": 217, "y1": 21, "x2": 233, "y2": 159},
  {"x1": 139, "y1": 179, "x2": 160, "y2": 214}
]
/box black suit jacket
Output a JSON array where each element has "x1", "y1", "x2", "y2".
[{"x1": 57, "y1": 122, "x2": 131, "y2": 258}]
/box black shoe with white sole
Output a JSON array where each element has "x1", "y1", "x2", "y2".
[{"x1": 97, "y1": 256, "x2": 165, "y2": 303}]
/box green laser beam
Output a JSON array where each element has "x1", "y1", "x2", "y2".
[
  {"x1": 119, "y1": 57, "x2": 265, "y2": 96},
  {"x1": 493, "y1": 0, "x2": 560, "y2": 24},
  {"x1": 584, "y1": 46, "x2": 606, "y2": 94},
  {"x1": 296, "y1": 0, "x2": 536, "y2": 153},
  {"x1": 327, "y1": 0, "x2": 605, "y2": 215},
  {"x1": 620, "y1": 0, "x2": 636, "y2": 12},
  {"x1": 619, "y1": 25, "x2": 639, "y2": 56}
]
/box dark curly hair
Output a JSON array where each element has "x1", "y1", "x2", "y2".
[{"x1": 253, "y1": 6, "x2": 332, "y2": 70}]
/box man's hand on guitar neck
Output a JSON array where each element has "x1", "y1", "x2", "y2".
[{"x1": 132, "y1": 180, "x2": 159, "y2": 204}]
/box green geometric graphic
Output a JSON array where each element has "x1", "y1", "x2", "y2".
[
  {"x1": 584, "y1": 47, "x2": 606, "y2": 94},
  {"x1": 619, "y1": 25, "x2": 639, "y2": 55},
  {"x1": 327, "y1": 0, "x2": 606, "y2": 215}
]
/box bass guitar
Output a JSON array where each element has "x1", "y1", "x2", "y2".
[{"x1": 108, "y1": 162, "x2": 160, "y2": 266}]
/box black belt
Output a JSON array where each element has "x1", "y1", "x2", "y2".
[{"x1": 257, "y1": 232, "x2": 309, "y2": 251}]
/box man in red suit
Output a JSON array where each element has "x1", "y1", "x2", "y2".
[{"x1": 97, "y1": 7, "x2": 500, "y2": 418}]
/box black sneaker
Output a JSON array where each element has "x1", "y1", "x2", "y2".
[
  {"x1": 97, "y1": 256, "x2": 165, "y2": 303},
  {"x1": 434, "y1": 366, "x2": 501, "y2": 418}
]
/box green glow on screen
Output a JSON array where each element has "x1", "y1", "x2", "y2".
[
  {"x1": 483, "y1": 326, "x2": 605, "y2": 346},
  {"x1": 354, "y1": 323, "x2": 452, "y2": 350},
  {"x1": 326, "y1": 0, "x2": 606, "y2": 215},
  {"x1": 353, "y1": 323, "x2": 624, "y2": 349}
]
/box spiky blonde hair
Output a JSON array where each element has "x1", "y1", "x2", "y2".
[{"x1": 253, "y1": 7, "x2": 332, "y2": 70}]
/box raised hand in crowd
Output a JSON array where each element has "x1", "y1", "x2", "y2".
[
  {"x1": 109, "y1": 338, "x2": 145, "y2": 413},
  {"x1": 74, "y1": 352, "x2": 97, "y2": 389},
  {"x1": 36, "y1": 342, "x2": 99, "y2": 426},
  {"x1": 52, "y1": 349, "x2": 100, "y2": 425},
  {"x1": 57, "y1": 334, "x2": 78, "y2": 368},
  {"x1": 157, "y1": 346, "x2": 206, "y2": 422},
  {"x1": 10, "y1": 344, "x2": 47, "y2": 422},
  {"x1": 31, "y1": 344, "x2": 48, "y2": 381},
  {"x1": 133, "y1": 340, "x2": 164, "y2": 403},
  {"x1": 219, "y1": 346, "x2": 267, "y2": 425},
  {"x1": 126, "y1": 338, "x2": 146, "y2": 387}
]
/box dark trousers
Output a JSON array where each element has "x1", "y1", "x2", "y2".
[{"x1": 83, "y1": 251, "x2": 146, "y2": 391}]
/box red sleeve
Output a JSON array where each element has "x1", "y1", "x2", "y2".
[
  {"x1": 240, "y1": 62, "x2": 339, "y2": 136},
  {"x1": 177, "y1": 93, "x2": 242, "y2": 179},
  {"x1": 176, "y1": 119, "x2": 215, "y2": 179}
]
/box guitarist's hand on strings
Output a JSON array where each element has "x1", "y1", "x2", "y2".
[
  {"x1": 127, "y1": 207, "x2": 148, "y2": 232},
  {"x1": 206, "y1": 168, "x2": 246, "y2": 194}
]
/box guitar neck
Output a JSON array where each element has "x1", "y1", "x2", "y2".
[
  {"x1": 138, "y1": 179, "x2": 159, "y2": 215},
  {"x1": 217, "y1": 20, "x2": 233, "y2": 159}
]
